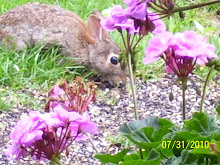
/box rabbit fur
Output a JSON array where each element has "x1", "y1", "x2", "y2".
[{"x1": 0, "y1": 2, "x2": 126, "y2": 86}]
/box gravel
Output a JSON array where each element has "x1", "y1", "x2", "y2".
[{"x1": 0, "y1": 74, "x2": 219, "y2": 165}]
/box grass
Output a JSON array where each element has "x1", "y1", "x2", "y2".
[
  {"x1": 0, "y1": 44, "x2": 87, "y2": 89},
  {"x1": 0, "y1": 0, "x2": 219, "y2": 111}
]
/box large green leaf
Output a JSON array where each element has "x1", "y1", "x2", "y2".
[
  {"x1": 165, "y1": 156, "x2": 182, "y2": 165},
  {"x1": 120, "y1": 149, "x2": 161, "y2": 165},
  {"x1": 180, "y1": 149, "x2": 198, "y2": 165},
  {"x1": 146, "y1": 148, "x2": 161, "y2": 162},
  {"x1": 94, "y1": 149, "x2": 130, "y2": 164},
  {"x1": 123, "y1": 152, "x2": 140, "y2": 161},
  {"x1": 175, "y1": 131, "x2": 201, "y2": 140},
  {"x1": 119, "y1": 116, "x2": 160, "y2": 135},
  {"x1": 184, "y1": 112, "x2": 220, "y2": 135},
  {"x1": 190, "y1": 147, "x2": 212, "y2": 155},
  {"x1": 120, "y1": 117, "x2": 175, "y2": 144}
]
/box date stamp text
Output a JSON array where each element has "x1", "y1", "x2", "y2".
[{"x1": 162, "y1": 140, "x2": 209, "y2": 149}]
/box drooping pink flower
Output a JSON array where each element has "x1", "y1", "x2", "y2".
[
  {"x1": 125, "y1": 1, "x2": 147, "y2": 20},
  {"x1": 101, "y1": 3, "x2": 166, "y2": 35},
  {"x1": 124, "y1": 0, "x2": 153, "y2": 20},
  {"x1": 148, "y1": 10, "x2": 166, "y2": 34},
  {"x1": 101, "y1": 5, "x2": 139, "y2": 33}
]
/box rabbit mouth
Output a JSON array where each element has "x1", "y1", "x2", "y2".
[{"x1": 105, "y1": 75, "x2": 126, "y2": 87}]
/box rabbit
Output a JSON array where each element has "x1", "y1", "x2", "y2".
[{"x1": 0, "y1": 2, "x2": 126, "y2": 86}]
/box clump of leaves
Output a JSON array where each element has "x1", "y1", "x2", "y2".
[{"x1": 95, "y1": 107, "x2": 220, "y2": 164}]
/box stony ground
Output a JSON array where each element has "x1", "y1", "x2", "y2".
[{"x1": 0, "y1": 74, "x2": 219, "y2": 165}]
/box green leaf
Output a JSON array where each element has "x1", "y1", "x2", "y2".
[
  {"x1": 119, "y1": 116, "x2": 160, "y2": 135},
  {"x1": 94, "y1": 149, "x2": 130, "y2": 164},
  {"x1": 120, "y1": 160, "x2": 159, "y2": 165},
  {"x1": 154, "y1": 126, "x2": 173, "y2": 141},
  {"x1": 123, "y1": 153, "x2": 140, "y2": 161},
  {"x1": 146, "y1": 148, "x2": 160, "y2": 161},
  {"x1": 158, "y1": 118, "x2": 174, "y2": 127},
  {"x1": 181, "y1": 149, "x2": 198, "y2": 164},
  {"x1": 120, "y1": 117, "x2": 175, "y2": 144},
  {"x1": 165, "y1": 156, "x2": 182, "y2": 165},
  {"x1": 190, "y1": 147, "x2": 212, "y2": 155},
  {"x1": 216, "y1": 101, "x2": 220, "y2": 115},
  {"x1": 184, "y1": 112, "x2": 220, "y2": 135},
  {"x1": 120, "y1": 149, "x2": 160, "y2": 165},
  {"x1": 175, "y1": 131, "x2": 201, "y2": 140},
  {"x1": 184, "y1": 119, "x2": 204, "y2": 132}
]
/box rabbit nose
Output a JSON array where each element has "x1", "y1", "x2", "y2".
[{"x1": 119, "y1": 82, "x2": 125, "y2": 88}]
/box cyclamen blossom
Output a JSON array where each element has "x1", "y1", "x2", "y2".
[
  {"x1": 5, "y1": 109, "x2": 98, "y2": 161},
  {"x1": 144, "y1": 31, "x2": 218, "y2": 77}
]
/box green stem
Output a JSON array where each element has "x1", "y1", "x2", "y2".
[
  {"x1": 127, "y1": 51, "x2": 139, "y2": 120},
  {"x1": 127, "y1": 47, "x2": 143, "y2": 159},
  {"x1": 50, "y1": 155, "x2": 62, "y2": 165},
  {"x1": 199, "y1": 65, "x2": 215, "y2": 112},
  {"x1": 86, "y1": 133, "x2": 99, "y2": 153},
  {"x1": 181, "y1": 79, "x2": 187, "y2": 120},
  {"x1": 218, "y1": 154, "x2": 220, "y2": 164},
  {"x1": 172, "y1": 0, "x2": 220, "y2": 14}
]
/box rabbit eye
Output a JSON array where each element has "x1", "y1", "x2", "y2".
[{"x1": 110, "y1": 56, "x2": 118, "y2": 65}]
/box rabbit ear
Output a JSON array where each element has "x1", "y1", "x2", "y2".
[{"x1": 87, "y1": 12, "x2": 110, "y2": 41}]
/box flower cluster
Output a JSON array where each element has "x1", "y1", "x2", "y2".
[
  {"x1": 101, "y1": 0, "x2": 166, "y2": 35},
  {"x1": 5, "y1": 78, "x2": 98, "y2": 161},
  {"x1": 144, "y1": 31, "x2": 218, "y2": 78},
  {"x1": 5, "y1": 108, "x2": 98, "y2": 161},
  {"x1": 46, "y1": 77, "x2": 96, "y2": 114}
]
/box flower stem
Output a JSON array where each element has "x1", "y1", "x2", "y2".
[
  {"x1": 181, "y1": 79, "x2": 187, "y2": 120},
  {"x1": 127, "y1": 51, "x2": 139, "y2": 120},
  {"x1": 86, "y1": 133, "x2": 99, "y2": 153},
  {"x1": 172, "y1": 0, "x2": 220, "y2": 14},
  {"x1": 50, "y1": 155, "x2": 62, "y2": 165},
  {"x1": 199, "y1": 65, "x2": 215, "y2": 112},
  {"x1": 218, "y1": 154, "x2": 220, "y2": 164}
]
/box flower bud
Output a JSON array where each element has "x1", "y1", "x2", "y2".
[
  {"x1": 195, "y1": 86, "x2": 201, "y2": 96},
  {"x1": 210, "y1": 143, "x2": 219, "y2": 153},
  {"x1": 169, "y1": 92, "x2": 174, "y2": 101}
]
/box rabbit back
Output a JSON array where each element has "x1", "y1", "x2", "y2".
[{"x1": 0, "y1": 3, "x2": 93, "y2": 65}]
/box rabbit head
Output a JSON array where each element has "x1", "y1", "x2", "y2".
[{"x1": 86, "y1": 11, "x2": 126, "y2": 86}]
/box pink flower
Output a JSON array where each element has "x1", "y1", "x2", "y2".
[
  {"x1": 171, "y1": 31, "x2": 218, "y2": 66},
  {"x1": 5, "y1": 109, "x2": 98, "y2": 161},
  {"x1": 148, "y1": 10, "x2": 166, "y2": 34},
  {"x1": 144, "y1": 31, "x2": 218, "y2": 77},
  {"x1": 101, "y1": 5, "x2": 138, "y2": 33},
  {"x1": 125, "y1": 1, "x2": 147, "y2": 20},
  {"x1": 101, "y1": 3, "x2": 166, "y2": 35},
  {"x1": 46, "y1": 79, "x2": 96, "y2": 114},
  {"x1": 144, "y1": 32, "x2": 173, "y2": 64},
  {"x1": 124, "y1": 0, "x2": 152, "y2": 20}
]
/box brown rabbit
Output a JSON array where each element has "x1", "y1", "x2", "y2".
[{"x1": 0, "y1": 2, "x2": 126, "y2": 86}]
